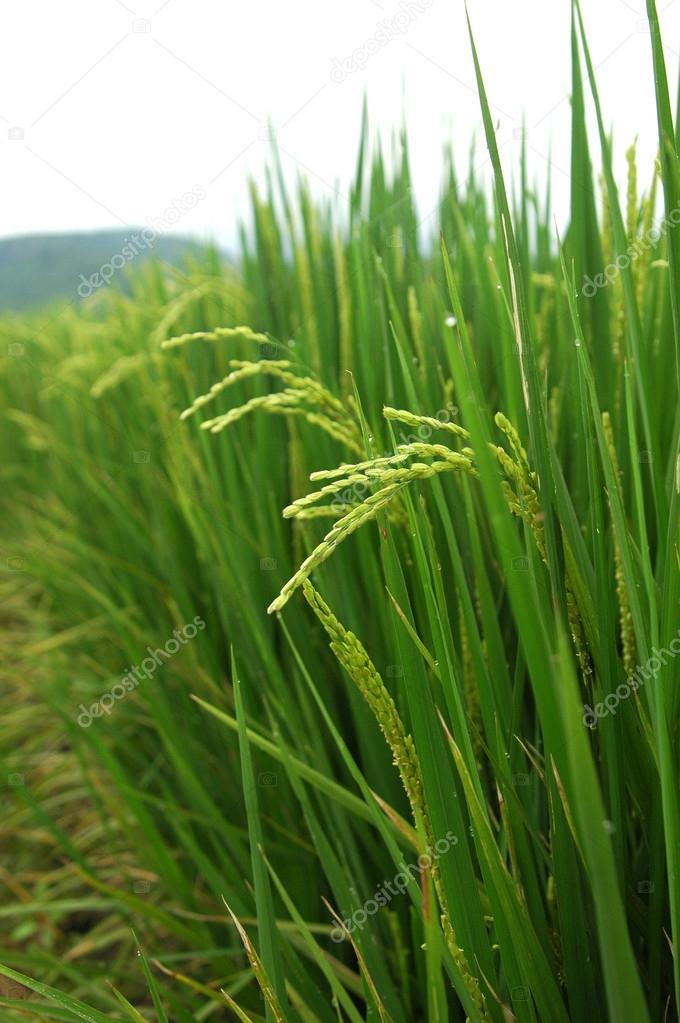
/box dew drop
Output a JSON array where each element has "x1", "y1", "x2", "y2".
[
  {"x1": 445, "y1": 315, "x2": 457, "y2": 327},
  {"x1": 602, "y1": 819, "x2": 615, "y2": 834},
  {"x1": 575, "y1": 338, "x2": 582, "y2": 347},
  {"x1": 433, "y1": 660, "x2": 440, "y2": 668}
]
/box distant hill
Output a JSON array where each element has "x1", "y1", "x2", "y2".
[{"x1": 0, "y1": 230, "x2": 211, "y2": 311}]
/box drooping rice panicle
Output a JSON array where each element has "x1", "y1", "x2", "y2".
[
  {"x1": 199, "y1": 389, "x2": 364, "y2": 454},
  {"x1": 282, "y1": 473, "x2": 377, "y2": 516},
  {"x1": 178, "y1": 349, "x2": 364, "y2": 455},
  {"x1": 309, "y1": 450, "x2": 416, "y2": 482},
  {"x1": 200, "y1": 390, "x2": 303, "y2": 431},
  {"x1": 636, "y1": 160, "x2": 659, "y2": 309},
  {"x1": 179, "y1": 360, "x2": 293, "y2": 419},
  {"x1": 303, "y1": 581, "x2": 424, "y2": 813},
  {"x1": 494, "y1": 412, "x2": 531, "y2": 479},
  {"x1": 286, "y1": 503, "x2": 358, "y2": 520},
  {"x1": 90, "y1": 352, "x2": 159, "y2": 398},
  {"x1": 284, "y1": 448, "x2": 474, "y2": 518},
  {"x1": 494, "y1": 411, "x2": 592, "y2": 679},
  {"x1": 383, "y1": 406, "x2": 470, "y2": 441},
  {"x1": 160, "y1": 325, "x2": 270, "y2": 349},
  {"x1": 626, "y1": 140, "x2": 638, "y2": 246},
  {"x1": 303, "y1": 582, "x2": 491, "y2": 1023},
  {"x1": 180, "y1": 357, "x2": 351, "y2": 423},
  {"x1": 269, "y1": 452, "x2": 476, "y2": 613}
]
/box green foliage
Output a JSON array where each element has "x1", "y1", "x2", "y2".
[{"x1": 1, "y1": 7, "x2": 679, "y2": 1021}]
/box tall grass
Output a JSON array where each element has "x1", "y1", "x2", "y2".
[{"x1": 1, "y1": 3, "x2": 679, "y2": 1020}]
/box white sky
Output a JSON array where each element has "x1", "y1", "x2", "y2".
[{"x1": 2, "y1": 0, "x2": 679, "y2": 251}]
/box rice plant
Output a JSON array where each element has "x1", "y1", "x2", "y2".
[{"x1": 1, "y1": 2, "x2": 679, "y2": 1020}]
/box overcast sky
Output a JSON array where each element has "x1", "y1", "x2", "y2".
[{"x1": 2, "y1": 0, "x2": 679, "y2": 251}]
